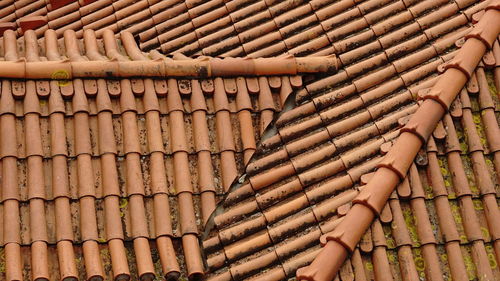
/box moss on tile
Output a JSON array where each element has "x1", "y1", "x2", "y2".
[
  {"x1": 364, "y1": 260, "x2": 373, "y2": 272},
  {"x1": 412, "y1": 248, "x2": 426, "y2": 278},
  {"x1": 437, "y1": 157, "x2": 456, "y2": 199},
  {"x1": 0, "y1": 248, "x2": 5, "y2": 273},
  {"x1": 449, "y1": 200, "x2": 468, "y2": 244},
  {"x1": 485, "y1": 71, "x2": 498, "y2": 96},
  {"x1": 99, "y1": 246, "x2": 113, "y2": 280},
  {"x1": 472, "y1": 112, "x2": 488, "y2": 148},
  {"x1": 402, "y1": 203, "x2": 420, "y2": 246},
  {"x1": 119, "y1": 198, "x2": 128, "y2": 218},
  {"x1": 455, "y1": 126, "x2": 469, "y2": 155},
  {"x1": 151, "y1": 246, "x2": 163, "y2": 278},
  {"x1": 383, "y1": 224, "x2": 396, "y2": 249},
  {"x1": 461, "y1": 244, "x2": 477, "y2": 280},
  {"x1": 462, "y1": 156, "x2": 481, "y2": 196},
  {"x1": 485, "y1": 244, "x2": 498, "y2": 270}
]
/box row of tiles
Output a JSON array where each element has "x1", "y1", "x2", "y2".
[
  {"x1": 1, "y1": 91, "x2": 283, "y2": 158},
  {"x1": 204, "y1": 167, "x2": 500, "y2": 281},
  {"x1": 289, "y1": 2, "x2": 499, "y2": 104},
  {"x1": 245, "y1": 2, "x2": 499, "y2": 167},
  {"x1": 255, "y1": 64, "x2": 500, "y2": 182},
  {"x1": 0, "y1": 0, "x2": 125, "y2": 35},
  {"x1": 0, "y1": 75, "x2": 300, "y2": 116},
  {"x1": 0, "y1": 238, "x2": 198, "y2": 281},
  {"x1": 0, "y1": 28, "x2": 303, "y2": 110}
]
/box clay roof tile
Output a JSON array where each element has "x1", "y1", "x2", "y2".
[{"x1": 1, "y1": 1, "x2": 500, "y2": 280}]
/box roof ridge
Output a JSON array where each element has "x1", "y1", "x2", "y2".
[
  {"x1": 0, "y1": 29, "x2": 338, "y2": 79},
  {"x1": 296, "y1": 2, "x2": 500, "y2": 280}
]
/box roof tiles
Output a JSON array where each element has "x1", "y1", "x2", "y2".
[
  {"x1": 0, "y1": 28, "x2": 327, "y2": 280},
  {"x1": 200, "y1": 1, "x2": 500, "y2": 281},
  {"x1": 3, "y1": 0, "x2": 478, "y2": 57},
  {"x1": 0, "y1": 0, "x2": 500, "y2": 281}
]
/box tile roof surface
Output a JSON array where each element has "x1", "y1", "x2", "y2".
[
  {"x1": 296, "y1": 4, "x2": 500, "y2": 280},
  {"x1": 0, "y1": 28, "x2": 328, "y2": 280},
  {"x1": 200, "y1": 1, "x2": 500, "y2": 281},
  {"x1": 0, "y1": 0, "x2": 499, "y2": 281}
]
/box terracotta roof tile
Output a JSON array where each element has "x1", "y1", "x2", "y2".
[{"x1": 1, "y1": 0, "x2": 500, "y2": 281}]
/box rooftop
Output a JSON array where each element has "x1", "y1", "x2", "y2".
[{"x1": 0, "y1": 0, "x2": 499, "y2": 281}]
